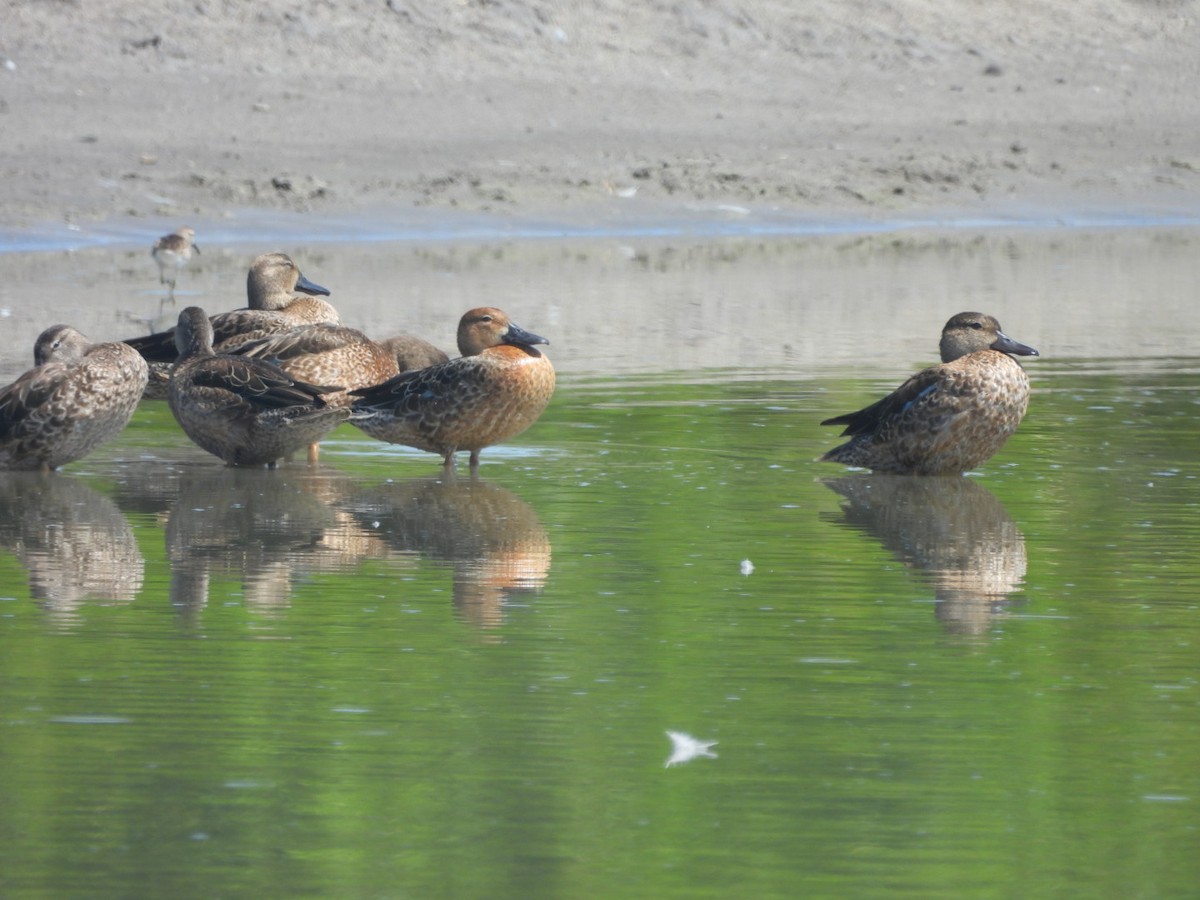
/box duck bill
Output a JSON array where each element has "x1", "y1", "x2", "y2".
[
  {"x1": 193, "y1": 244, "x2": 201, "y2": 255},
  {"x1": 991, "y1": 330, "x2": 1039, "y2": 357},
  {"x1": 294, "y1": 273, "x2": 331, "y2": 297},
  {"x1": 504, "y1": 322, "x2": 549, "y2": 347}
]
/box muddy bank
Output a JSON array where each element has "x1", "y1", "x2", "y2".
[{"x1": 2, "y1": 1, "x2": 1199, "y2": 232}]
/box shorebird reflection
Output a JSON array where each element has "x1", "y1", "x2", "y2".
[
  {"x1": 341, "y1": 475, "x2": 551, "y2": 631},
  {"x1": 0, "y1": 473, "x2": 143, "y2": 623},
  {"x1": 822, "y1": 475, "x2": 1028, "y2": 635}
]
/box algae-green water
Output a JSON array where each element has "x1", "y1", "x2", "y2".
[{"x1": 1, "y1": 227, "x2": 1198, "y2": 899}]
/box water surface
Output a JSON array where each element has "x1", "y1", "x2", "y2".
[{"x1": 1, "y1": 226, "x2": 1198, "y2": 898}]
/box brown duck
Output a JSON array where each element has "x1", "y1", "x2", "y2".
[
  {"x1": 350, "y1": 307, "x2": 555, "y2": 471},
  {"x1": 128, "y1": 251, "x2": 338, "y2": 398},
  {"x1": 820, "y1": 312, "x2": 1038, "y2": 475},
  {"x1": 0, "y1": 325, "x2": 149, "y2": 471},
  {"x1": 166, "y1": 306, "x2": 349, "y2": 467},
  {"x1": 228, "y1": 323, "x2": 414, "y2": 463},
  {"x1": 229, "y1": 324, "x2": 403, "y2": 405},
  {"x1": 229, "y1": 327, "x2": 450, "y2": 406}
]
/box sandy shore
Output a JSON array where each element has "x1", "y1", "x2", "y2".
[{"x1": 2, "y1": 1, "x2": 1199, "y2": 236}]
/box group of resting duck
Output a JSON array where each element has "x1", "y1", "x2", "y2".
[
  {"x1": 0, "y1": 226, "x2": 1039, "y2": 477},
  {"x1": 0, "y1": 239, "x2": 557, "y2": 473}
]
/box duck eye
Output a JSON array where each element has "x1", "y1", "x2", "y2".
[
  {"x1": 480, "y1": 315, "x2": 493, "y2": 323},
  {"x1": 969, "y1": 322, "x2": 983, "y2": 330}
]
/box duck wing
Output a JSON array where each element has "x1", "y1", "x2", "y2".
[
  {"x1": 350, "y1": 357, "x2": 487, "y2": 416},
  {"x1": 821, "y1": 367, "x2": 948, "y2": 437},
  {"x1": 229, "y1": 324, "x2": 371, "y2": 361},
  {"x1": 0, "y1": 363, "x2": 72, "y2": 433},
  {"x1": 190, "y1": 357, "x2": 341, "y2": 410},
  {"x1": 126, "y1": 309, "x2": 292, "y2": 362},
  {"x1": 124, "y1": 328, "x2": 181, "y2": 362}
]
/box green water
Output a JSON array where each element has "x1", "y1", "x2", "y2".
[{"x1": 1, "y1": 353, "x2": 1198, "y2": 898}]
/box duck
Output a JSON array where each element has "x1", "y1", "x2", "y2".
[
  {"x1": 228, "y1": 324, "x2": 403, "y2": 404},
  {"x1": 226, "y1": 327, "x2": 450, "y2": 464},
  {"x1": 128, "y1": 251, "x2": 339, "y2": 398},
  {"x1": 820, "y1": 312, "x2": 1039, "y2": 475},
  {"x1": 230, "y1": 326, "x2": 452, "y2": 402},
  {"x1": 349, "y1": 307, "x2": 555, "y2": 471},
  {"x1": 151, "y1": 226, "x2": 200, "y2": 293},
  {"x1": 129, "y1": 251, "x2": 337, "y2": 362},
  {"x1": 0, "y1": 325, "x2": 149, "y2": 471},
  {"x1": 226, "y1": 323, "x2": 409, "y2": 463},
  {"x1": 166, "y1": 306, "x2": 350, "y2": 467},
  {"x1": 376, "y1": 334, "x2": 450, "y2": 372}
]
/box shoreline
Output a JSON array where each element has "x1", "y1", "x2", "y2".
[
  {"x1": 5, "y1": 199, "x2": 1200, "y2": 256},
  {"x1": 3, "y1": 2, "x2": 1198, "y2": 248}
]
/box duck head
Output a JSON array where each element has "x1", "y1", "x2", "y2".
[
  {"x1": 939, "y1": 312, "x2": 1038, "y2": 363},
  {"x1": 456, "y1": 307, "x2": 550, "y2": 356}
]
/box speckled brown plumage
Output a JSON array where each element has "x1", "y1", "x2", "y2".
[
  {"x1": 229, "y1": 323, "x2": 402, "y2": 406},
  {"x1": 167, "y1": 306, "x2": 349, "y2": 467},
  {"x1": 0, "y1": 325, "x2": 149, "y2": 471},
  {"x1": 227, "y1": 322, "x2": 406, "y2": 463},
  {"x1": 820, "y1": 312, "x2": 1038, "y2": 475},
  {"x1": 350, "y1": 307, "x2": 555, "y2": 470}
]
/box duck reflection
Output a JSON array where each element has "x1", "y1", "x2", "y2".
[
  {"x1": 342, "y1": 476, "x2": 551, "y2": 630},
  {"x1": 163, "y1": 467, "x2": 387, "y2": 617},
  {"x1": 822, "y1": 475, "x2": 1028, "y2": 634},
  {"x1": 0, "y1": 473, "x2": 144, "y2": 621}
]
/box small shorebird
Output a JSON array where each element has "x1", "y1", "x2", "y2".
[{"x1": 151, "y1": 226, "x2": 200, "y2": 296}]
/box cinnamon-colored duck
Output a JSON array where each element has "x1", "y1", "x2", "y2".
[{"x1": 349, "y1": 307, "x2": 555, "y2": 471}]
